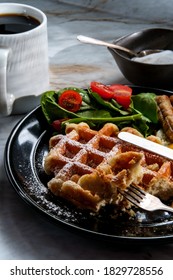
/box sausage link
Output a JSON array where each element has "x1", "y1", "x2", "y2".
[
  {"x1": 169, "y1": 95, "x2": 173, "y2": 105},
  {"x1": 156, "y1": 95, "x2": 173, "y2": 141}
]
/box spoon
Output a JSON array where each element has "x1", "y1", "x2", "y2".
[{"x1": 77, "y1": 35, "x2": 163, "y2": 57}]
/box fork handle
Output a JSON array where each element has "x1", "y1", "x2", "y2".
[{"x1": 159, "y1": 204, "x2": 173, "y2": 213}]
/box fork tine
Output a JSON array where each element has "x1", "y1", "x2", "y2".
[
  {"x1": 130, "y1": 185, "x2": 146, "y2": 196},
  {"x1": 124, "y1": 188, "x2": 141, "y2": 203},
  {"x1": 128, "y1": 185, "x2": 145, "y2": 200},
  {"x1": 119, "y1": 185, "x2": 146, "y2": 207},
  {"x1": 119, "y1": 189, "x2": 140, "y2": 207}
]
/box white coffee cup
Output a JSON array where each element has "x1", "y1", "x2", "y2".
[{"x1": 0, "y1": 3, "x2": 49, "y2": 115}]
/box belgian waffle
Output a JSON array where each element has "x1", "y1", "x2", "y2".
[
  {"x1": 44, "y1": 123, "x2": 144, "y2": 211},
  {"x1": 44, "y1": 122, "x2": 173, "y2": 212}
]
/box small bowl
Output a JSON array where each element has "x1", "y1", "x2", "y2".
[{"x1": 108, "y1": 28, "x2": 173, "y2": 89}]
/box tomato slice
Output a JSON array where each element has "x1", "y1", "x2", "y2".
[
  {"x1": 90, "y1": 81, "x2": 114, "y2": 99},
  {"x1": 58, "y1": 90, "x2": 82, "y2": 112},
  {"x1": 108, "y1": 84, "x2": 132, "y2": 109}
]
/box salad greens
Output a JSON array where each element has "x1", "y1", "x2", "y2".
[{"x1": 41, "y1": 86, "x2": 159, "y2": 136}]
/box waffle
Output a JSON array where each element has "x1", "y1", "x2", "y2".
[
  {"x1": 44, "y1": 122, "x2": 173, "y2": 212},
  {"x1": 44, "y1": 123, "x2": 144, "y2": 211}
]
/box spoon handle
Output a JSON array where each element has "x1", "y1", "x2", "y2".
[{"x1": 77, "y1": 35, "x2": 136, "y2": 56}]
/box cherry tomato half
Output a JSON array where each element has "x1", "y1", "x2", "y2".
[
  {"x1": 58, "y1": 90, "x2": 82, "y2": 112},
  {"x1": 108, "y1": 84, "x2": 132, "y2": 109},
  {"x1": 51, "y1": 118, "x2": 68, "y2": 132},
  {"x1": 90, "y1": 81, "x2": 114, "y2": 99}
]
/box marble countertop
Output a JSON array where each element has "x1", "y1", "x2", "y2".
[{"x1": 1, "y1": 0, "x2": 173, "y2": 260}]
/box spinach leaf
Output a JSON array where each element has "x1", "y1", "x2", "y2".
[
  {"x1": 77, "y1": 109, "x2": 111, "y2": 118},
  {"x1": 131, "y1": 92, "x2": 158, "y2": 123}
]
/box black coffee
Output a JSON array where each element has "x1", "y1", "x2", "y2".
[{"x1": 0, "y1": 14, "x2": 40, "y2": 34}]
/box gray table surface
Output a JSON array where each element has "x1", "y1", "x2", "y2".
[{"x1": 1, "y1": 0, "x2": 173, "y2": 260}]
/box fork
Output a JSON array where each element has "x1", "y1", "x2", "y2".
[{"x1": 120, "y1": 185, "x2": 173, "y2": 213}]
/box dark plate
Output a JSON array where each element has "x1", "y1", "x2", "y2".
[{"x1": 4, "y1": 86, "x2": 173, "y2": 244}]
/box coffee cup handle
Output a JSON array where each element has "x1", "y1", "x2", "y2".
[{"x1": 0, "y1": 48, "x2": 15, "y2": 115}]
